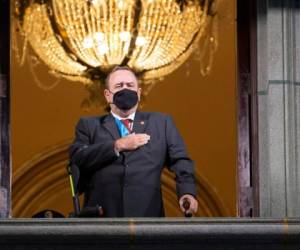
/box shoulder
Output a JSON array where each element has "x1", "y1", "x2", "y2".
[
  {"x1": 76, "y1": 114, "x2": 109, "y2": 128},
  {"x1": 138, "y1": 112, "x2": 175, "y2": 128},
  {"x1": 138, "y1": 111, "x2": 171, "y2": 120},
  {"x1": 79, "y1": 115, "x2": 105, "y2": 122}
]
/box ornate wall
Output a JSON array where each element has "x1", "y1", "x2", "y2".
[
  {"x1": 12, "y1": 141, "x2": 229, "y2": 217},
  {"x1": 11, "y1": 1, "x2": 237, "y2": 217}
]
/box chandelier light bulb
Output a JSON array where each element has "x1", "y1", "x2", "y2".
[
  {"x1": 116, "y1": 0, "x2": 127, "y2": 10},
  {"x1": 135, "y1": 36, "x2": 146, "y2": 46},
  {"x1": 89, "y1": 0, "x2": 105, "y2": 6},
  {"x1": 83, "y1": 36, "x2": 94, "y2": 49},
  {"x1": 119, "y1": 31, "x2": 131, "y2": 42},
  {"x1": 94, "y1": 32, "x2": 105, "y2": 42},
  {"x1": 97, "y1": 44, "x2": 109, "y2": 55}
]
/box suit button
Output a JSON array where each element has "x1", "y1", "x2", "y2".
[{"x1": 124, "y1": 182, "x2": 128, "y2": 187}]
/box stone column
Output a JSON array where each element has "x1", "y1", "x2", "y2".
[
  {"x1": 0, "y1": 0, "x2": 11, "y2": 218},
  {"x1": 257, "y1": 0, "x2": 300, "y2": 217}
]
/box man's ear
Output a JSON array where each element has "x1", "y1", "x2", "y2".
[{"x1": 104, "y1": 89, "x2": 111, "y2": 103}]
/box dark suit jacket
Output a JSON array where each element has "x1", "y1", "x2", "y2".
[{"x1": 69, "y1": 112, "x2": 196, "y2": 217}]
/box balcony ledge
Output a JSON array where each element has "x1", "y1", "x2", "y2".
[{"x1": 1, "y1": 218, "x2": 300, "y2": 249}]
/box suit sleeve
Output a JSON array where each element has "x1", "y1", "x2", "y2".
[
  {"x1": 69, "y1": 118, "x2": 118, "y2": 173},
  {"x1": 165, "y1": 115, "x2": 197, "y2": 198}
]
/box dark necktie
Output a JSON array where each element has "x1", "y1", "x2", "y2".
[{"x1": 121, "y1": 119, "x2": 132, "y2": 133}]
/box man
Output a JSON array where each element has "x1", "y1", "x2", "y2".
[{"x1": 69, "y1": 66, "x2": 198, "y2": 217}]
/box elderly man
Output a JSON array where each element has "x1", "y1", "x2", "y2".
[{"x1": 69, "y1": 66, "x2": 198, "y2": 217}]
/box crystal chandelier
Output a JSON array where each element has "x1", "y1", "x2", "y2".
[{"x1": 14, "y1": 0, "x2": 218, "y2": 108}]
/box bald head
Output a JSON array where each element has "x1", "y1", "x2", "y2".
[{"x1": 105, "y1": 66, "x2": 139, "y2": 89}]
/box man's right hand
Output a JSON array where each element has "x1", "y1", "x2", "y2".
[{"x1": 114, "y1": 133, "x2": 150, "y2": 152}]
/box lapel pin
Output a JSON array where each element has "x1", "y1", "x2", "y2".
[{"x1": 140, "y1": 121, "x2": 145, "y2": 125}]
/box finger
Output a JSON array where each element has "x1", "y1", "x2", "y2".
[
  {"x1": 185, "y1": 209, "x2": 193, "y2": 215},
  {"x1": 180, "y1": 204, "x2": 186, "y2": 213},
  {"x1": 138, "y1": 136, "x2": 150, "y2": 142},
  {"x1": 188, "y1": 203, "x2": 198, "y2": 214},
  {"x1": 137, "y1": 139, "x2": 149, "y2": 146},
  {"x1": 134, "y1": 133, "x2": 147, "y2": 136},
  {"x1": 132, "y1": 139, "x2": 148, "y2": 147},
  {"x1": 135, "y1": 134, "x2": 150, "y2": 140}
]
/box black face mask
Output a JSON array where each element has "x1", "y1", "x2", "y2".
[{"x1": 112, "y1": 89, "x2": 138, "y2": 110}]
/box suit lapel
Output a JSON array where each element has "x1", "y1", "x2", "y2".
[
  {"x1": 101, "y1": 112, "x2": 149, "y2": 159},
  {"x1": 124, "y1": 111, "x2": 149, "y2": 159},
  {"x1": 132, "y1": 111, "x2": 148, "y2": 134},
  {"x1": 102, "y1": 114, "x2": 120, "y2": 140}
]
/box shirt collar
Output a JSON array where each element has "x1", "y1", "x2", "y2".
[{"x1": 111, "y1": 111, "x2": 135, "y2": 121}]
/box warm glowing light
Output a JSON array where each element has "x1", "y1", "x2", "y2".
[
  {"x1": 14, "y1": 0, "x2": 218, "y2": 107},
  {"x1": 116, "y1": 0, "x2": 127, "y2": 10},
  {"x1": 97, "y1": 44, "x2": 109, "y2": 54},
  {"x1": 83, "y1": 37, "x2": 94, "y2": 49},
  {"x1": 135, "y1": 36, "x2": 146, "y2": 46},
  {"x1": 90, "y1": 0, "x2": 106, "y2": 6},
  {"x1": 94, "y1": 32, "x2": 105, "y2": 42},
  {"x1": 119, "y1": 31, "x2": 131, "y2": 42}
]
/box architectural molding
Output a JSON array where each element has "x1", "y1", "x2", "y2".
[
  {"x1": 257, "y1": 0, "x2": 300, "y2": 217},
  {"x1": 12, "y1": 141, "x2": 229, "y2": 217}
]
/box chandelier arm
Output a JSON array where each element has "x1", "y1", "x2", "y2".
[
  {"x1": 49, "y1": 0, "x2": 109, "y2": 81},
  {"x1": 142, "y1": 0, "x2": 188, "y2": 68},
  {"x1": 14, "y1": 1, "x2": 34, "y2": 66},
  {"x1": 142, "y1": 14, "x2": 206, "y2": 78},
  {"x1": 143, "y1": 23, "x2": 217, "y2": 79},
  {"x1": 142, "y1": 14, "x2": 213, "y2": 80},
  {"x1": 14, "y1": 0, "x2": 29, "y2": 25},
  {"x1": 15, "y1": 0, "x2": 219, "y2": 108},
  {"x1": 46, "y1": 0, "x2": 92, "y2": 71},
  {"x1": 129, "y1": 0, "x2": 212, "y2": 71},
  {"x1": 12, "y1": 21, "x2": 28, "y2": 66},
  {"x1": 199, "y1": 0, "x2": 216, "y2": 16},
  {"x1": 185, "y1": 2, "x2": 210, "y2": 49},
  {"x1": 120, "y1": 0, "x2": 142, "y2": 66},
  {"x1": 132, "y1": 0, "x2": 167, "y2": 68},
  {"x1": 22, "y1": 3, "x2": 87, "y2": 76},
  {"x1": 145, "y1": 0, "x2": 216, "y2": 76},
  {"x1": 27, "y1": 55, "x2": 61, "y2": 91},
  {"x1": 91, "y1": 1, "x2": 107, "y2": 65},
  {"x1": 142, "y1": 44, "x2": 194, "y2": 80}
]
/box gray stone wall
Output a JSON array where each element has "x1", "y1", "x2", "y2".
[{"x1": 257, "y1": 0, "x2": 300, "y2": 217}]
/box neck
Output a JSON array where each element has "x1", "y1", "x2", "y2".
[{"x1": 110, "y1": 105, "x2": 137, "y2": 118}]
